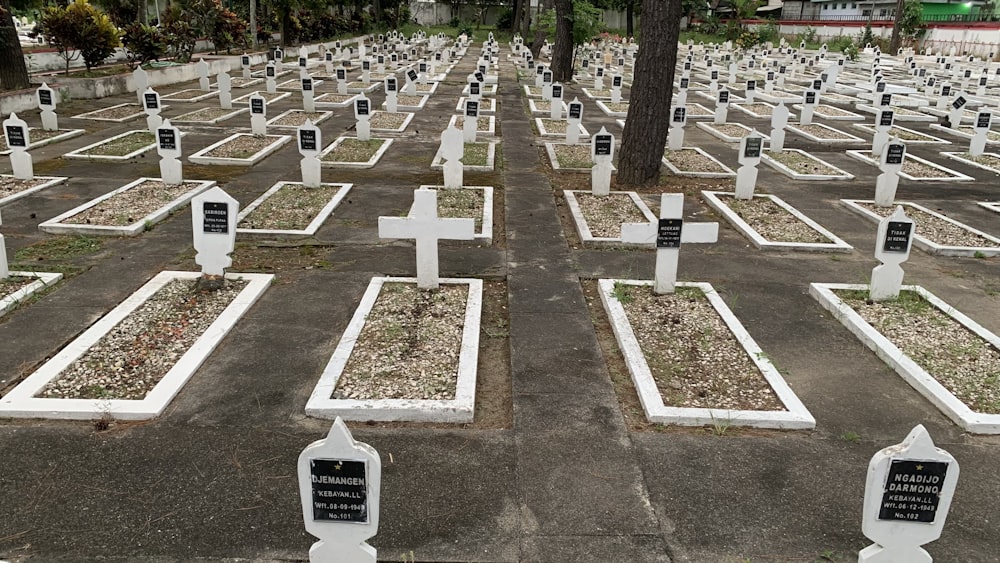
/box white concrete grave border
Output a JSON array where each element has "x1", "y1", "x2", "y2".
[
  {"x1": 563, "y1": 190, "x2": 656, "y2": 246},
  {"x1": 62, "y1": 130, "x2": 174, "y2": 162},
  {"x1": 171, "y1": 107, "x2": 249, "y2": 125},
  {"x1": 786, "y1": 122, "x2": 867, "y2": 145},
  {"x1": 319, "y1": 136, "x2": 394, "y2": 169},
  {"x1": 454, "y1": 97, "x2": 494, "y2": 114},
  {"x1": 682, "y1": 103, "x2": 716, "y2": 120},
  {"x1": 0, "y1": 128, "x2": 85, "y2": 156},
  {"x1": 447, "y1": 114, "x2": 496, "y2": 136},
  {"x1": 277, "y1": 78, "x2": 324, "y2": 90},
  {"x1": 810, "y1": 282, "x2": 1000, "y2": 434},
  {"x1": 0, "y1": 271, "x2": 273, "y2": 420},
  {"x1": 188, "y1": 133, "x2": 292, "y2": 166},
  {"x1": 696, "y1": 122, "x2": 771, "y2": 144},
  {"x1": 348, "y1": 81, "x2": 385, "y2": 94},
  {"x1": 39, "y1": 178, "x2": 215, "y2": 236},
  {"x1": 305, "y1": 276, "x2": 482, "y2": 423},
  {"x1": 930, "y1": 124, "x2": 1000, "y2": 144},
  {"x1": 369, "y1": 111, "x2": 415, "y2": 134},
  {"x1": 702, "y1": 190, "x2": 853, "y2": 252},
  {"x1": 857, "y1": 105, "x2": 937, "y2": 122},
  {"x1": 232, "y1": 91, "x2": 291, "y2": 105},
  {"x1": 978, "y1": 201, "x2": 1000, "y2": 214},
  {"x1": 236, "y1": 181, "x2": 352, "y2": 237},
  {"x1": 942, "y1": 151, "x2": 1000, "y2": 174},
  {"x1": 159, "y1": 88, "x2": 219, "y2": 103},
  {"x1": 845, "y1": 150, "x2": 974, "y2": 181},
  {"x1": 313, "y1": 92, "x2": 360, "y2": 108},
  {"x1": 266, "y1": 109, "x2": 333, "y2": 129},
  {"x1": 0, "y1": 271, "x2": 63, "y2": 318},
  {"x1": 543, "y1": 142, "x2": 609, "y2": 172},
  {"x1": 70, "y1": 103, "x2": 149, "y2": 122},
  {"x1": 528, "y1": 99, "x2": 567, "y2": 115},
  {"x1": 841, "y1": 199, "x2": 1000, "y2": 256},
  {"x1": 697, "y1": 90, "x2": 744, "y2": 103},
  {"x1": 430, "y1": 141, "x2": 497, "y2": 172},
  {"x1": 730, "y1": 101, "x2": 784, "y2": 119},
  {"x1": 223, "y1": 77, "x2": 264, "y2": 89},
  {"x1": 594, "y1": 100, "x2": 629, "y2": 117},
  {"x1": 852, "y1": 124, "x2": 952, "y2": 144},
  {"x1": 791, "y1": 104, "x2": 866, "y2": 121},
  {"x1": 761, "y1": 148, "x2": 855, "y2": 180},
  {"x1": 382, "y1": 94, "x2": 430, "y2": 111},
  {"x1": 0, "y1": 176, "x2": 67, "y2": 207},
  {"x1": 420, "y1": 185, "x2": 494, "y2": 244},
  {"x1": 462, "y1": 83, "x2": 496, "y2": 96},
  {"x1": 535, "y1": 118, "x2": 590, "y2": 139},
  {"x1": 662, "y1": 147, "x2": 736, "y2": 178},
  {"x1": 599, "y1": 278, "x2": 816, "y2": 429}
]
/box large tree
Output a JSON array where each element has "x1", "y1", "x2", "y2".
[
  {"x1": 616, "y1": 0, "x2": 682, "y2": 186},
  {"x1": 551, "y1": 0, "x2": 573, "y2": 81},
  {"x1": 0, "y1": 0, "x2": 30, "y2": 90}
]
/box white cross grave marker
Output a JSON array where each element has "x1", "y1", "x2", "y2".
[
  {"x1": 667, "y1": 106, "x2": 687, "y2": 151},
  {"x1": 800, "y1": 89, "x2": 818, "y2": 125},
  {"x1": 249, "y1": 92, "x2": 267, "y2": 136},
  {"x1": 593, "y1": 65, "x2": 605, "y2": 90},
  {"x1": 873, "y1": 108, "x2": 895, "y2": 156},
  {"x1": 715, "y1": 88, "x2": 730, "y2": 124},
  {"x1": 769, "y1": 100, "x2": 789, "y2": 152},
  {"x1": 265, "y1": 61, "x2": 277, "y2": 94},
  {"x1": 859, "y1": 425, "x2": 959, "y2": 563},
  {"x1": 191, "y1": 186, "x2": 238, "y2": 277},
  {"x1": 302, "y1": 75, "x2": 316, "y2": 113},
  {"x1": 241, "y1": 53, "x2": 252, "y2": 79},
  {"x1": 335, "y1": 67, "x2": 348, "y2": 95},
  {"x1": 156, "y1": 119, "x2": 183, "y2": 186},
  {"x1": 970, "y1": 110, "x2": 991, "y2": 156},
  {"x1": 463, "y1": 99, "x2": 480, "y2": 143},
  {"x1": 3, "y1": 113, "x2": 32, "y2": 180},
  {"x1": 440, "y1": 126, "x2": 464, "y2": 189},
  {"x1": 142, "y1": 88, "x2": 163, "y2": 133},
  {"x1": 133, "y1": 67, "x2": 149, "y2": 106},
  {"x1": 870, "y1": 206, "x2": 914, "y2": 301},
  {"x1": 37, "y1": 83, "x2": 57, "y2": 131},
  {"x1": 735, "y1": 131, "x2": 763, "y2": 199},
  {"x1": 298, "y1": 119, "x2": 322, "y2": 187},
  {"x1": 384, "y1": 76, "x2": 398, "y2": 112},
  {"x1": 621, "y1": 193, "x2": 719, "y2": 294},
  {"x1": 378, "y1": 189, "x2": 475, "y2": 290},
  {"x1": 676, "y1": 75, "x2": 689, "y2": 108},
  {"x1": 611, "y1": 74, "x2": 624, "y2": 103},
  {"x1": 936, "y1": 83, "x2": 952, "y2": 110},
  {"x1": 298, "y1": 417, "x2": 382, "y2": 563},
  {"x1": 566, "y1": 98, "x2": 584, "y2": 144},
  {"x1": 404, "y1": 68, "x2": 418, "y2": 96},
  {"x1": 354, "y1": 95, "x2": 372, "y2": 141},
  {"x1": 217, "y1": 71, "x2": 233, "y2": 109},
  {"x1": 550, "y1": 82, "x2": 564, "y2": 120},
  {"x1": 197, "y1": 58, "x2": 210, "y2": 91},
  {"x1": 744, "y1": 79, "x2": 757, "y2": 104},
  {"x1": 591, "y1": 127, "x2": 614, "y2": 196},
  {"x1": 875, "y1": 139, "x2": 906, "y2": 207}
]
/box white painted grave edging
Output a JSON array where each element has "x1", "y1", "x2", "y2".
[
  {"x1": 430, "y1": 141, "x2": 497, "y2": 172},
  {"x1": 236, "y1": 182, "x2": 353, "y2": 237},
  {"x1": 0, "y1": 271, "x2": 62, "y2": 318},
  {"x1": 347, "y1": 81, "x2": 385, "y2": 94},
  {"x1": 786, "y1": 122, "x2": 867, "y2": 145},
  {"x1": 791, "y1": 104, "x2": 866, "y2": 121},
  {"x1": 852, "y1": 124, "x2": 952, "y2": 144},
  {"x1": 810, "y1": 282, "x2": 1000, "y2": 433},
  {"x1": 856, "y1": 105, "x2": 936, "y2": 122},
  {"x1": 543, "y1": 142, "x2": 602, "y2": 172},
  {"x1": 448, "y1": 114, "x2": 497, "y2": 136},
  {"x1": 70, "y1": 103, "x2": 146, "y2": 122},
  {"x1": 845, "y1": 150, "x2": 974, "y2": 182},
  {"x1": 527, "y1": 99, "x2": 567, "y2": 115},
  {"x1": 160, "y1": 89, "x2": 219, "y2": 103},
  {"x1": 313, "y1": 93, "x2": 360, "y2": 108},
  {"x1": 662, "y1": 147, "x2": 736, "y2": 178},
  {"x1": 599, "y1": 278, "x2": 816, "y2": 429},
  {"x1": 730, "y1": 101, "x2": 781, "y2": 119},
  {"x1": 62, "y1": 130, "x2": 165, "y2": 161},
  {"x1": 305, "y1": 276, "x2": 482, "y2": 423},
  {"x1": 534, "y1": 118, "x2": 590, "y2": 139},
  {"x1": 563, "y1": 190, "x2": 656, "y2": 246},
  {"x1": 369, "y1": 111, "x2": 415, "y2": 133},
  {"x1": 0, "y1": 176, "x2": 67, "y2": 207},
  {"x1": 930, "y1": 124, "x2": 1000, "y2": 144},
  {"x1": 702, "y1": 190, "x2": 853, "y2": 252},
  {"x1": 38, "y1": 178, "x2": 215, "y2": 236},
  {"x1": 841, "y1": 199, "x2": 1000, "y2": 256},
  {"x1": 594, "y1": 100, "x2": 628, "y2": 117},
  {"x1": 0, "y1": 271, "x2": 273, "y2": 420},
  {"x1": 266, "y1": 109, "x2": 333, "y2": 129},
  {"x1": 232, "y1": 91, "x2": 291, "y2": 105},
  {"x1": 941, "y1": 151, "x2": 1000, "y2": 174},
  {"x1": 0, "y1": 128, "x2": 85, "y2": 155},
  {"x1": 319, "y1": 136, "x2": 394, "y2": 169},
  {"x1": 695, "y1": 122, "x2": 771, "y2": 143},
  {"x1": 978, "y1": 201, "x2": 1000, "y2": 213},
  {"x1": 761, "y1": 148, "x2": 855, "y2": 180},
  {"x1": 420, "y1": 185, "x2": 494, "y2": 244},
  {"x1": 382, "y1": 94, "x2": 430, "y2": 111},
  {"x1": 172, "y1": 107, "x2": 249, "y2": 125},
  {"x1": 683, "y1": 103, "x2": 717, "y2": 120},
  {"x1": 454, "y1": 97, "x2": 494, "y2": 114},
  {"x1": 189, "y1": 133, "x2": 292, "y2": 166}
]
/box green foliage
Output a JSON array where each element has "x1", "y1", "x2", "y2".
[
  {"x1": 38, "y1": 0, "x2": 120, "y2": 73},
  {"x1": 292, "y1": 11, "x2": 353, "y2": 42},
  {"x1": 91, "y1": 0, "x2": 137, "y2": 27},
  {"x1": 899, "y1": 0, "x2": 926, "y2": 42},
  {"x1": 160, "y1": 4, "x2": 197, "y2": 62},
  {"x1": 496, "y1": 8, "x2": 514, "y2": 31},
  {"x1": 757, "y1": 18, "x2": 779, "y2": 44},
  {"x1": 735, "y1": 29, "x2": 760, "y2": 49},
  {"x1": 842, "y1": 42, "x2": 859, "y2": 61},
  {"x1": 796, "y1": 24, "x2": 817, "y2": 45},
  {"x1": 860, "y1": 22, "x2": 874, "y2": 47},
  {"x1": 120, "y1": 22, "x2": 165, "y2": 70},
  {"x1": 537, "y1": 0, "x2": 604, "y2": 46}
]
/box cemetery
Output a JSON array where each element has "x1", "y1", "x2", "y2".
[{"x1": 1, "y1": 5, "x2": 1000, "y2": 561}]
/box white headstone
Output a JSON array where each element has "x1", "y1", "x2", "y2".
[
  {"x1": 336, "y1": 67, "x2": 348, "y2": 95},
  {"x1": 873, "y1": 108, "x2": 895, "y2": 156},
  {"x1": 440, "y1": 126, "x2": 464, "y2": 189},
  {"x1": 3, "y1": 113, "x2": 32, "y2": 180},
  {"x1": 156, "y1": 119, "x2": 183, "y2": 186},
  {"x1": 302, "y1": 76, "x2": 316, "y2": 113},
  {"x1": 870, "y1": 206, "x2": 914, "y2": 301},
  {"x1": 197, "y1": 58, "x2": 211, "y2": 91},
  {"x1": 37, "y1": 83, "x2": 57, "y2": 131},
  {"x1": 298, "y1": 417, "x2": 381, "y2": 563},
  {"x1": 298, "y1": 119, "x2": 322, "y2": 187},
  {"x1": 265, "y1": 61, "x2": 278, "y2": 94},
  {"x1": 354, "y1": 95, "x2": 372, "y2": 141},
  {"x1": 800, "y1": 89, "x2": 818, "y2": 125},
  {"x1": 403, "y1": 68, "x2": 418, "y2": 96},
  {"x1": 591, "y1": 127, "x2": 614, "y2": 196},
  {"x1": 462, "y1": 99, "x2": 479, "y2": 143},
  {"x1": 249, "y1": 92, "x2": 267, "y2": 136},
  {"x1": 769, "y1": 100, "x2": 789, "y2": 152},
  {"x1": 566, "y1": 98, "x2": 584, "y2": 145},
  {"x1": 735, "y1": 131, "x2": 763, "y2": 199},
  {"x1": 970, "y1": 110, "x2": 991, "y2": 156},
  {"x1": 744, "y1": 79, "x2": 757, "y2": 104},
  {"x1": 191, "y1": 187, "x2": 238, "y2": 277},
  {"x1": 875, "y1": 139, "x2": 906, "y2": 207},
  {"x1": 241, "y1": 53, "x2": 252, "y2": 79},
  {"x1": 142, "y1": 87, "x2": 163, "y2": 133},
  {"x1": 217, "y1": 71, "x2": 233, "y2": 109},
  {"x1": 621, "y1": 193, "x2": 720, "y2": 294},
  {"x1": 377, "y1": 189, "x2": 475, "y2": 290},
  {"x1": 667, "y1": 106, "x2": 687, "y2": 151},
  {"x1": 859, "y1": 425, "x2": 959, "y2": 562},
  {"x1": 611, "y1": 74, "x2": 623, "y2": 104},
  {"x1": 715, "y1": 88, "x2": 730, "y2": 124},
  {"x1": 384, "y1": 76, "x2": 398, "y2": 113},
  {"x1": 133, "y1": 67, "x2": 149, "y2": 106}
]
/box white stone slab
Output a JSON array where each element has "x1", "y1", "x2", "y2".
[
  {"x1": 430, "y1": 141, "x2": 497, "y2": 172},
  {"x1": 420, "y1": 185, "x2": 494, "y2": 244},
  {"x1": 661, "y1": 147, "x2": 736, "y2": 178},
  {"x1": 70, "y1": 103, "x2": 147, "y2": 122},
  {"x1": 0, "y1": 175, "x2": 67, "y2": 206},
  {"x1": 0, "y1": 271, "x2": 272, "y2": 420},
  {"x1": 236, "y1": 181, "x2": 352, "y2": 237},
  {"x1": 266, "y1": 109, "x2": 333, "y2": 129},
  {"x1": 0, "y1": 128, "x2": 85, "y2": 155},
  {"x1": 852, "y1": 124, "x2": 951, "y2": 144},
  {"x1": 941, "y1": 151, "x2": 1000, "y2": 174},
  {"x1": 39, "y1": 178, "x2": 215, "y2": 236},
  {"x1": 188, "y1": 133, "x2": 292, "y2": 166},
  {"x1": 305, "y1": 276, "x2": 482, "y2": 423},
  {"x1": 810, "y1": 282, "x2": 1000, "y2": 434},
  {"x1": 563, "y1": 190, "x2": 656, "y2": 246},
  {"x1": 702, "y1": 190, "x2": 852, "y2": 252},
  {"x1": 841, "y1": 199, "x2": 1000, "y2": 256},
  {"x1": 534, "y1": 118, "x2": 590, "y2": 139},
  {"x1": 62, "y1": 130, "x2": 165, "y2": 161},
  {"x1": 599, "y1": 278, "x2": 816, "y2": 429},
  {"x1": 761, "y1": 148, "x2": 855, "y2": 180},
  {"x1": 787, "y1": 122, "x2": 866, "y2": 144},
  {"x1": 695, "y1": 122, "x2": 771, "y2": 143},
  {"x1": 171, "y1": 107, "x2": 249, "y2": 125},
  {"x1": 845, "y1": 150, "x2": 974, "y2": 181},
  {"x1": 160, "y1": 89, "x2": 219, "y2": 102},
  {"x1": 319, "y1": 136, "x2": 394, "y2": 169},
  {"x1": 447, "y1": 114, "x2": 496, "y2": 136},
  {"x1": 0, "y1": 271, "x2": 62, "y2": 318}
]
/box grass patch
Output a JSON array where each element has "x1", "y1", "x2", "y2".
[
  {"x1": 79, "y1": 131, "x2": 155, "y2": 156},
  {"x1": 14, "y1": 235, "x2": 104, "y2": 263},
  {"x1": 322, "y1": 138, "x2": 386, "y2": 162},
  {"x1": 463, "y1": 142, "x2": 490, "y2": 167}
]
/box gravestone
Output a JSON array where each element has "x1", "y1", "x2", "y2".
[
  {"x1": 265, "y1": 62, "x2": 278, "y2": 94},
  {"x1": 769, "y1": 100, "x2": 789, "y2": 152},
  {"x1": 800, "y1": 89, "x2": 818, "y2": 125},
  {"x1": 142, "y1": 88, "x2": 163, "y2": 133},
  {"x1": 191, "y1": 186, "x2": 238, "y2": 278},
  {"x1": 970, "y1": 110, "x2": 992, "y2": 156},
  {"x1": 440, "y1": 126, "x2": 464, "y2": 189},
  {"x1": 298, "y1": 47, "x2": 309, "y2": 75},
  {"x1": 621, "y1": 193, "x2": 720, "y2": 294},
  {"x1": 241, "y1": 53, "x2": 252, "y2": 79},
  {"x1": 354, "y1": 95, "x2": 372, "y2": 141},
  {"x1": 715, "y1": 88, "x2": 730, "y2": 125},
  {"x1": 675, "y1": 75, "x2": 689, "y2": 108},
  {"x1": 298, "y1": 417, "x2": 382, "y2": 563},
  {"x1": 550, "y1": 82, "x2": 564, "y2": 120},
  {"x1": 594, "y1": 65, "x2": 605, "y2": 90},
  {"x1": 217, "y1": 71, "x2": 233, "y2": 109},
  {"x1": 336, "y1": 67, "x2": 348, "y2": 95},
  {"x1": 936, "y1": 83, "x2": 952, "y2": 109},
  {"x1": 0, "y1": 210, "x2": 7, "y2": 279},
  {"x1": 404, "y1": 69, "x2": 418, "y2": 96},
  {"x1": 274, "y1": 48, "x2": 284, "y2": 68},
  {"x1": 859, "y1": 425, "x2": 959, "y2": 562},
  {"x1": 384, "y1": 77, "x2": 398, "y2": 113},
  {"x1": 611, "y1": 74, "x2": 624, "y2": 103},
  {"x1": 875, "y1": 139, "x2": 906, "y2": 207},
  {"x1": 591, "y1": 127, "x2": 614, "y2": 196},
  {"x1": 976, "y1": 74, "x2": 989, "y2": 97},
  {"x1": 873, "y1": 108, "x2": 895, "y2": 156},
  {"x1": 870, "y1": 206, "x2": 914, "y2": 301},
  {"x1": 249, "y1": 92, "x2": 267, "y2": 136},
  {"x1": 197, "y1": 58, "x2": 211, "y2": 91},
  {"x1": 667, "y1": 106, "x2": 687, "y2": 151},
  {"x1": 361, "y1": 58, "x2": 371, "y2": 84},
  {"x1": 133, "y1": 67, "x2": 150, "y2": 106},
  {"x1": 3, "y1": 113, "x2": 32, "y2": 180},
  {"x1": 36, "y1": 83, "x2": 57, "y2": 131},
  {"x1": 463, "y1": 99, "x2": 479, "y2": 143},
  {"x1": 948, "y1": 92, "x2": 968, "y2": 129},
  {"x1": 298, "y1": 119, "x2": 322, "y2": 187},
  {"x1": 302, "y1": 76, "x2": 315, "y2": 113},
  {"x1": 467, "y1": 73, "x2": 482, "y2": 103},
  {"x1": 377, "y1": 189, "x2": 475, "y2": 290},
  {"x1": 542, "y1": 70, "x2": 554, "y2": 100},
  {"x1": 566, "y1": 98, "x2": 584, "y2": 145},
  {"x1": 735, "y1": 131, "x2": 763, "y2": 200},
  {"x1": 156, "y1": 119, "x2": 183, "y2": 186},
  {"x1": 325, "y1": 52, "x2": 334, "y2": 74},
  {"x1": 744, "y1": 79, "x2": 757, "y2": 104}
]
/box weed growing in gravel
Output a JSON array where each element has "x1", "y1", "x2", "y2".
[
  {"x1": 611, "y1": 281, "x2": 633, "y2": 304},
  {"x1": 15, "y1": 235, "x2": 103, "y2": 262},
  {"x1": 840, "y1": 431, "x2": 861, "y2": 443}
]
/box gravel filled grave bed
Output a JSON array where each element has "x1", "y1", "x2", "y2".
[
  {"x1": 0, "y1": 276, "x2": 37, "y2": 297},
  {"x1": 766, "y1": 149, "x2": 844, "y2": 176},
  {"x1": 857, "y1": 202, "x2": 996, "y2": 247},
  {"x1": 160, "y1": 89, "x2": 216, "y2": 101},
  {"x1": 852, "y1": 151, "x2": 958, "y2": 178},
  {"x1": 369, "y1": 111, "x2": 411, "y2": 129},
  {"x1": 948, "y1": 152, "x2": 1000, "y2": 172},
  {"x1": 0, "y1": 176, "x2": 63, "y2": 200},
  {"x1": 572, "y1": 192, "x2": 647, "y2": 238},
  {"x1": 267, "y1": 110, "x2": 331, "y2": 127},
  {"x1": 662, "y1": 148, "x2": 731, "y2": 174},
  {"x1": 432, "y1": 187, "x2": 486, "y2": 231},
  {"x1": 552, "y1": 144, "x2": 592, "y2": 169},
  {"x1": 452, "y1": 116, "x2": 493, "y2": 132},
  {"x1": 790, "y1": 123, "x2": 858, "y2": 140},
  {"x1": 716, "y1": 194, "x2": 830, "y2": 243},
  {"x1": 77, "y1": 131, "x2": 155, "y2": 156},
  {"x1": 238, "y1": 183, "x2": 345, "y2": 231},
  {"x1": 172, "y1": 107, "x2": 245, "y2": 123},
  {"x1": 59, "y1": 180, "x2": 200, "y2": 226},
  {"x1": 0, "y1": 128, "x2": 77, "y2": 151},
  {"x1": 321, "y1": 138, "x2": 387, "y2": 162},
  {"x1": 203, "y1": 134, "x2": 276, "y2": 159},
  {"x1": 72, "y1": 103, "x2": 145, "y2": 121},
  {"x1": 854, "y1": 125, "x2": 946, "y2": 143}
]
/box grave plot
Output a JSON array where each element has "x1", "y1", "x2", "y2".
[
  {"x1": 595, "y1": 100, "x2": 629, "y2": 117},
  {"x1": 236, "y1": 181, "x2": 352, "y2": 237},
  {"x1": 696, "y1": 122, "x2": 770, "y2": 143},
  {"x1": 226, "y1": 77, "x2": 264, "y2": 88},
  {"x1": 455, "y1": 97, "x2": 495, "y2": 114},
  {"x1": 662, "y1": 148, "x2": 735, "y2": 178},
  {"x1": 278, "y1": 78, "x2": 323, "y2": 90},
  {"x1": 852, "y1": 124, "x2": 951, "y2": 144},
  {"x1": 697, "y1": 90, "x2": 743, "y2": 103},
  {"x1": 406, "y1": 82, "x2": 438, "y2": 95},
  {"x1": 313, "y1": 93, "x2": 359, "y2": 108},
  {"x1": 171, "y1": 107, "x2": 248, "y2": 125},
  {"x1": 347, "y1": 81, "x2": 384, "y2": 94},
  {"x1": 535, "y1": 118, "x2": 590, "y2": 138},
  {"x1": 369, "y1": 111, "x2": 415, "y2": 133},
  {"x1": 384, "y1": 94, "x2": 429, "y2": 111},
  {"x1": 266, "y1": 110, "x2": 333, "y2": 129},
  {"x1": 39, "y1": 178, "x2": 216, "y2": 236},
  {"x1": 922, "y1": 106, "x2": 978, "y2": 123},
  {"x1": 430, "y1": 141, "x2": 497, "y2": 172},
  {"x1": 790, "y1": 104, "x2": 865, "y2": 121},
  {"x1": 811, "y1": 284, "x2": 1000, "y2": 434},
  {"x1": 731, "y1": 102, "x2": 787, "y2": 119},
  {"x1": 753, "y1": 91, "x2": 799, "y2": 104},
  {"x1": 845, "y1": 150, "x2": 974, "y2": 181},
  {"x1": 932, "y1": 124, "x2": 1000, "y2": 146},
  {"x1": 942, "y1": 152, "x2": 1000, "y2": 174},
  {"x1": 599, "y1": 279, "x2": 816, "y2": 428},
  {"x1": 527, "y1": 99, "x2": 567, "y2": 115},
  {"x1": 523, "y1": 85, "x2": 543, "y2": 98},
  {"x1": 188, "y1": 133, "x2": 292, "y2": 166},
  {"x1": 159, "y1": 89, "x2": 218, "y2": 102},
  {"x1": 319, "y1": 137, "x2": 394, "y2": 169},
  {"x1": 0, "y1": 127, "x2": 85, "y2": 154},
  {"x1": 980, "y1": 201, "x2": 1000, "y2": 214},
  {"x1": 544, "y1": 143, "x2": 594, "y2": 172},
  {"x1": 462, "y1": 83, "x2": 497, "y2": 95},
  {"x1": 232, "y1": 90, "x2": 291, "y2": 105},
  {"x1": 0, "y1": 271, "x2": 63, "y2": 318},
  {"x1": 684, "y1": 103, "x2": 715, "y2": 119},
  {"x1": 816, "y1": 92, "x2": 859, "y2": 104},
  {"x1": 563, "y1": 190, "x2": 656, "y2": 246},
  {"x1": 421, "y1": 185, "x2": 494, "y2": 244},
  {"x1": 0, "y1": 271, "x2": 272, "y2": 420},
  {"x1": 702, "y1": 191, "x2": 852, "y2": 252},
  {"x1": 761, "y1": 149, "x2": 854, "y2": 180},
  {"x1": 305, "y1": 277, "x2": 482, "y2": 422},
  {"x1": 841, "y1": 200, "x2": 1000, "y2": 256},
  {"x1": 0, "y1": 175, "x2": 67, "y2": 206},
  {"x1": 448, "y1": 115, "x2": 497, "y2": 136},
  {"x1": 71, "y1": 103, "x2": 146, "y2": 122},
  {"x1": 856, "y1": 105, "x2": 936, "y2": 123},
  {"x1": 786, "y1": 123, "x2": 866, "y2": 145},
  {"x1": 62, "y1": 130, "x2": 159, "y2": 161}
]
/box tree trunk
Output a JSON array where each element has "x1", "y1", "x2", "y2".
[
  {"x1": 0, "y1": 0, "x2": 29, "y2": 90},
  {"x1": 626, "y1": 0, "x2": 634, "y2": 38},
  {"x1": 889, "y1": 0, "x2": 906, "y2": 52},
  {"x1": 521, "y1": 0, "x2": 532, "y2": 38},
  {"x1": 617, "y1": 0, "x2": 682, "y2": 186},
  {"x1": 512, "y1": 0, "x2": 523, "y2": 34},
  {"x1": 551, "y1": 0, "x2": 573, "y2": 82},
  {"x1": 530, "y1": 0, "x2": 552, "y2": 56}
]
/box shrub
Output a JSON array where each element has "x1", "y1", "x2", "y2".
[
  {"x1": 161, "y1": 5, "x2": 197, "y2": 62},
  {"x1": 496, "y1": 8, "x2": 514, "y2": 31},
  {"x1": 757, "y1": 19, "x2": 779, "y2": 45},
  {"x1": 121, "y1": 22, "x2": 165, "y2": 69},
  {"x1": 39, "y1": 0, "x2": 120, "y2": 74}
]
